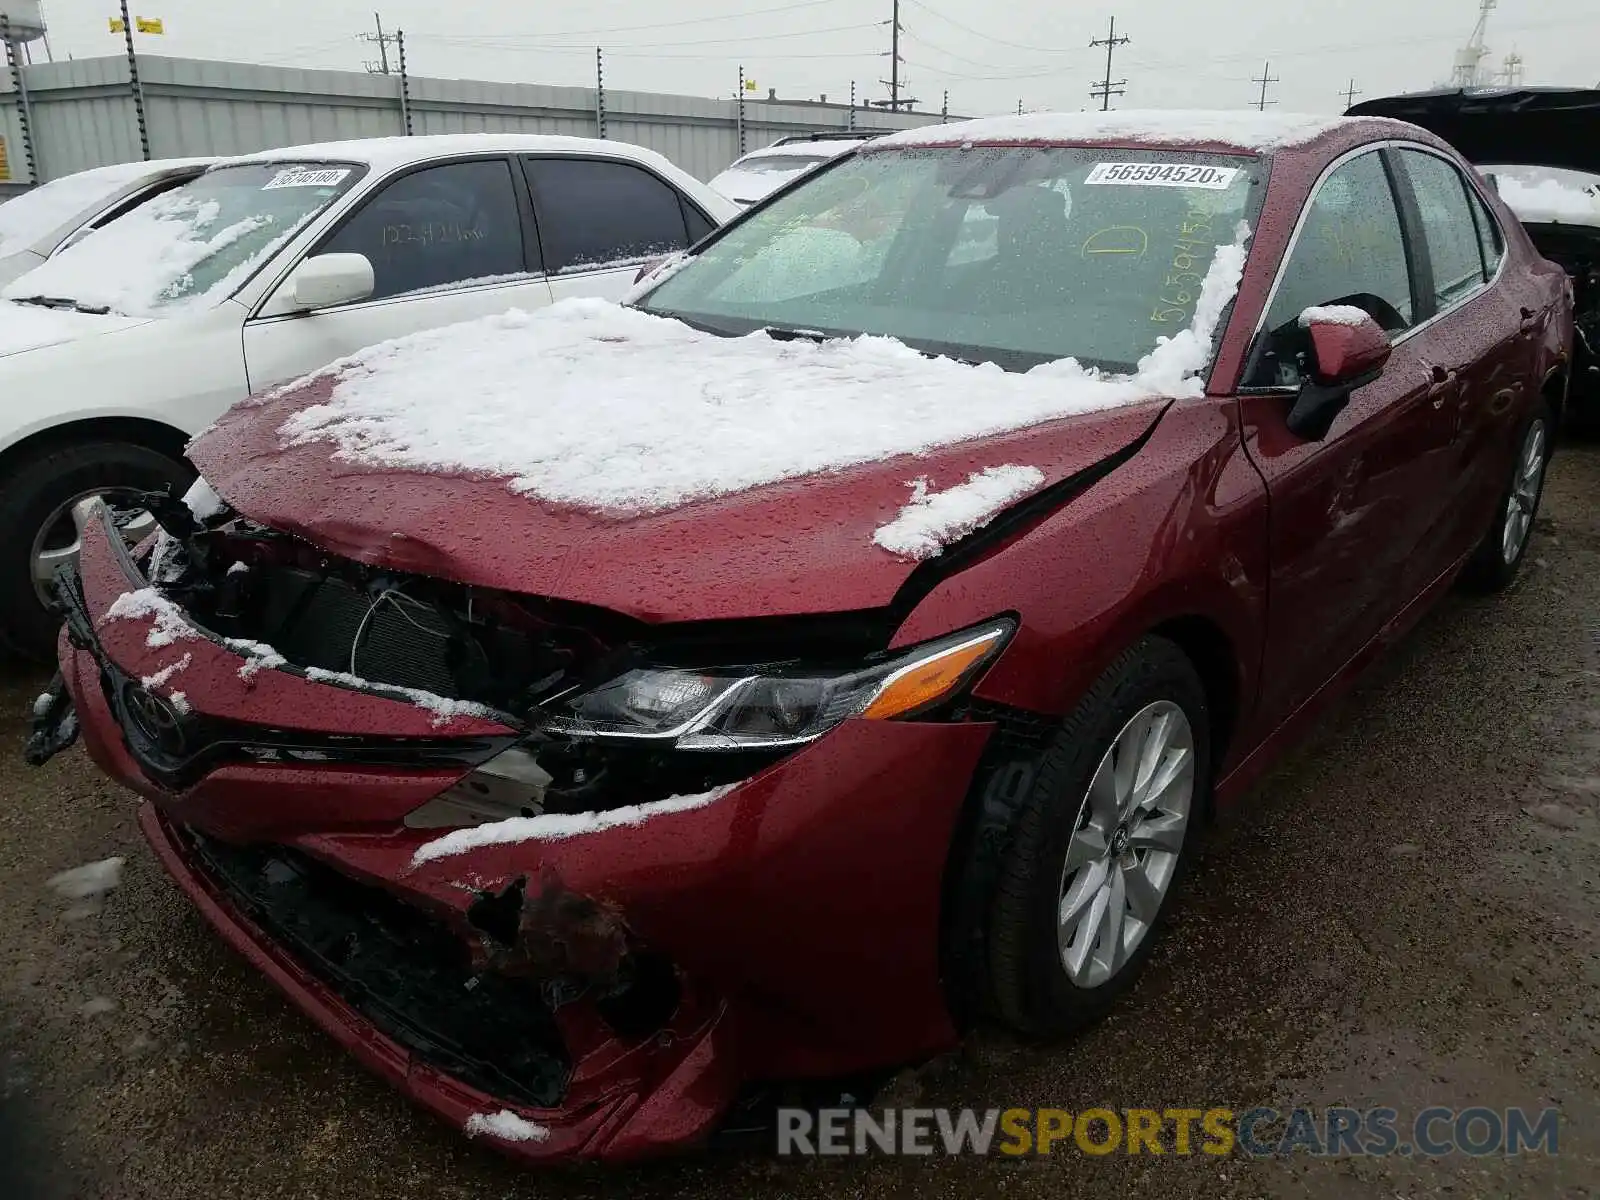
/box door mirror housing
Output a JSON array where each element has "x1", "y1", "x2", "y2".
[
  {"x1": 286, "y1": 253, "x2": 375, "y2": 311},
  {"x1": 1287, "y1": 307, "x2": 1393, "y2": 440}
]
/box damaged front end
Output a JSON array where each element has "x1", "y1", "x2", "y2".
[{"x1": 49, "y1": 495, "x2": 1011, "y2": 1162}]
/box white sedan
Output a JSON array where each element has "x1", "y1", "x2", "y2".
[
  {"x1": 707, "y1": 133, "x2": 884, "y2": 207},
  {"x1": 0, "y1": 133, "x2": 737, "y2": 656},
  {"x1": 0, "y1": 157, "x2": 214, "y2": 286}
]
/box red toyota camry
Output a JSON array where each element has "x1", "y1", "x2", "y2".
[{"x1": 31, "y1": 110, "x2": 1573, "y2": 1163}]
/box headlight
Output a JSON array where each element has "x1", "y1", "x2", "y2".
[{"x1": 538, "y1": 619, "x2": 1014, "y2": 750}]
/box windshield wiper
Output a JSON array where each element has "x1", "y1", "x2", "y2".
[{"x1": 8, "y1": 295, "x2": 112, "y2": 316}]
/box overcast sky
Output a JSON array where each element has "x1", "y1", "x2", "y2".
[{"x1": 22, "y1": 0, "x2": 1599, "y2": 117}]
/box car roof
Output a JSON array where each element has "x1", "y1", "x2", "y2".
[
  {"x1": 731, "y1": 139, "x2": 877, "y2": 165},
  {"x1": 871, "y1": 110, "x2": 1397, "y2": 155},
  {"x1": 212, "y1": 133, "x2": 688, "y2": 177}
]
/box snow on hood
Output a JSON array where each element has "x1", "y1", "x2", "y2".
[
  {"x1": 276, "y1": 222, "x2": 1250, "y2": 518},
  {"x1": 0, "y1": 191, "x2": 293, "y2": 317},
  {"x1": 877, "y1": 110, "x2": 1350, "y2": 152},
  {"x1": 0, "y1": 161, "x2": 186, "y2": 259},
  {"x1": 0, "y1": 301, "x2": 152, "y2": 358},
  {"x1": 1495, "y1": 176, "x2": 1600, "y2": 228}
]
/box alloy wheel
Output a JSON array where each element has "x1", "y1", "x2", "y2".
[
  {"x1": 29, "y1": 491, "x2": 157, "y2": 607},
  {"x1": 1057, "y1": 700, "x2": 1195, "y2": 989},
  {"x1": 1501, "y1": 419, "x2": 1547, "y2": 565}
]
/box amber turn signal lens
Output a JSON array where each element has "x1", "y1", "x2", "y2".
[{"x1": 860, "y1": 628, "x2": 1009, "y2": 721}]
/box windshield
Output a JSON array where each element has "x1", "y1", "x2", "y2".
[
  {"x1": 0, "y1": 162, "x2": 161, "y2": 258},
  {"x1": 641, "y1": 145, "x2": 1266, "y2": 373},
  {"x1": 0, "y1": 162, "x2": 364, "y2": 316}
]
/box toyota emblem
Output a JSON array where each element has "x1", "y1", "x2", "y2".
[{"x1": 121, "y1": 682, "x2": 188, "y2": 757}]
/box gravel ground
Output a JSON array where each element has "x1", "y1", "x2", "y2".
[{"x1": 2, "y1": 447, "x2": 1598, "y2": 1199}]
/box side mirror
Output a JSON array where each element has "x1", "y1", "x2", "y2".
[
  {"x1": 1287, "y1": 307, "x2": 1392, "y2": 440},
  {"x1": 286, "y1": 253, "x2": 375, "y2": 311}
]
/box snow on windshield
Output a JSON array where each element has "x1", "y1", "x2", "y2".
[
  {"x1": 1495, "y1": 175, "x2": 1600, "y2": 227},
  {"x1": 1, "y1": 163, "x2": 356, "y2": 316},
  {"x1": 276, "y1": 221, "x2": 1251, "y2": 518}
]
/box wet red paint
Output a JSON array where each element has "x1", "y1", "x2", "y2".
[{"x1": 64, "y1": 117, "x2": 1574, "y2": 1163}]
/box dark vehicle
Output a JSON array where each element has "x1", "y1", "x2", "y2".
[
  {"x1": 32, "y1": 111, "x2": 1571, "y2": 1164},
  {"x1": 1349, "y1": 87, "x2": 1600, "y2": 419}
]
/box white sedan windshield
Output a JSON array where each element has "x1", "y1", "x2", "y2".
[{"x1": 0, "y1": 162, "x2": 363, "y2": 316}]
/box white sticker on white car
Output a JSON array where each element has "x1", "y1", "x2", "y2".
[
  {"x1": 1084, "y1": 163, "x2": 1241, "y2": 189},
  {"x1": 262, "y1": 167, "x2": 352, "y2": 190}
]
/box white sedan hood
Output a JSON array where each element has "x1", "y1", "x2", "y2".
[{"x1": 0, "y1": 301, "x2": 153, "y2": 359}]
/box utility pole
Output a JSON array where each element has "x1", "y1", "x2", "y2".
[
  {"x1": 890, "y1": 0, "x2": 901, "y2": 110},
  {"x1": 942, "y1": 89, "x2": 948, "y2": 119},
  {"x1": 1, "y1": 14, "x2": 39, "y2": 182},
  {"x1": 117, "y1": 0, "x2": 150, "y2": 160},
  {"x1": 1340, "y1": 78, "x2": 1361, "y2": 110},
  {"x1": 362, "y1": 12, "x2": 397, "y2": 74},
  {"x1": 1252, "y1": 60, "x2": 1279, "y2": 111},
  {"x1": 595, "y1": 47, "x2": 606, "y2": 138},
  {"x1": 1089, "y1": 16, "x2": 1130, "y2": 112},
  {"x1": 396, "y1": 28, "x2": 413, "y2": 134},
  {"x1": 1017, "y1": 99, "x2": 1024, "y2": 115},
  {"x1": 848, "y1": 79, "x2": 856, "y2": 130},
  {"x1": 737, "y1": 64, "x2": 746, "y2": 155}
]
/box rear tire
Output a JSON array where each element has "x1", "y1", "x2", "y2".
[
  {"x1": 974, "y1": 637, "x2": 1210, "y2": 1038},
  {"x1": 0, "y1": 440, "x2": 193, "y2": 661},
  {"x1": 1460, "y1": 401, "x2": 1552, "y2": 594}
]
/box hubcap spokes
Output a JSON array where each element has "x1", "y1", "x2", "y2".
[
  {"x1": 1502, "y1": 422, "x2": 1546, "y2": 565},
  {"x1": 30, "y1": 492, "x2": 156, "y2": 606},
  {"x1": 1058, "y1": 700, "x2": 1195, "y2": 989}
]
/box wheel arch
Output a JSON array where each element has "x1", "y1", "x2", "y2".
[
  {"x1": 0, "y1": 416, "x2": 194, "y2": 482},
  {"x1": 1149, "y1": 614, "x2": 1241, "y2": 814}
]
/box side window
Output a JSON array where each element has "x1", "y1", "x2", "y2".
[
  {"x1": 1464, "y1": 179, "x2": 1505, "y2": 279},
  {"x1": 523, "y1": 157, "x2": 691, "y2": 273},
  {"x1": 1400, "y1": 149, "x2": 1489, "y2": 309},
  {"x1": 683, "y1": 202, "x2": 716, "y2": 244},
  {"x1": 1253, "y1": 151, "x2": 1415, "y2": 388},
  {"x1": 319, "y1": 159, "x2": 527, "y2": 302}
]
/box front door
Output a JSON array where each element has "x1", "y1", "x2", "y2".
[
  {"x1": 1240, "y1": 148, "x2": 1455, "y2": 729},
  {"x1": 243, "y1": 157, "x2": 553, "y2": 393}
]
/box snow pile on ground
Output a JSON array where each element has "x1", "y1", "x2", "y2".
[
  {"x1": 1299, "y1": 304, "x2": 1373, "y2": 328},
  {"x1": 140, "y1": 653, "x2": 192, "y2": 689},
  {"x1": 1496, "y1": 176, "x2": 1600, "y2": 227},
  {"x1": 464, "y1": 1110, "x2": 550, "y2": 1143},
  {"x1": 47, "y1": 857, "x2": 125, "y2": 900},
  {"x1": 0, "y1": 192, "x2": 293, "y2": 316},
  {"x1": 279, "y1": 224, "x2": 1249, "y2": 518},
  {"x1": 874, "y1": 465, "x2": 1047, "y2": 560},
  {"x1": 879, "y1": 110, "x2": 1351, "y2": 152},
  {"x1": 105, "y1": 588, "x2": 198, "y2": 649},
  {"x1": 302, "y1": 666, "x2": 493, "y2": 728},
  {"x1": 413, "y1": 784, "x2": 740, "y2": 866}
]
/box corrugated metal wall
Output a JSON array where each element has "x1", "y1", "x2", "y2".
[{"x1": 0, "y1": 54, "x2": 950, "y2": 186}]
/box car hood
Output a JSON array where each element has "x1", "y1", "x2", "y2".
[
  {"x1": 1347, "y1": 88, "x2": 1600, "y2": 176},
  {"x1": 0, "y1": 300, "x2": 154, "y2": 358},
  {"x1": 188, "y1": 376, "x2": 1165, "y2": 624}
]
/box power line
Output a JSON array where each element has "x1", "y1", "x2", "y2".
[
  {"x1": 418, "y1": 0, "x2": 846, "y2": 44},
  {"x1": 1088, "y1": 16, "x2": 1130, "y2": 112},
  {"x1": 902, "y1": 0, "x2": 1083, "y2": 55},
  {"x1": 1252, "y1": 60, "x2": 1280, "y2": 111}
]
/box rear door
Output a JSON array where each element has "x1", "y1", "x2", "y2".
[
  {"x1": 1391, "y1": 146, "x2": 1530, "y2": 563},
  {"x1": 520, "y1": 155, "x2": 716, "y2": 303},
  {"x1": 242, "y1": 156, "x2": 553, "y2": 393},
  {"x1": 1240, "y1": 147, "x2": 1454, "y2": 728}
]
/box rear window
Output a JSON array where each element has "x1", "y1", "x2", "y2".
[
  {"x1": 735, "y1": 154, "x2": 833, "y2": 175},
  {"x1": 641, "y1": 145, "x2": 1267, "y2": 373}
]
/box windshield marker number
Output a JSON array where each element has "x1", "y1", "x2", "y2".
[
  {"x1": 1152, "y1": 201, "x2": 1219, "y2": 325},
  {"x1": 1086, "y1": 162, "x2": 1240, "y2": 190},
  {"x1": 263, "y1": 167, "x2": 352, "y2": 190}
]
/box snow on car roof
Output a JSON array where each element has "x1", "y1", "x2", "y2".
[
  {"x1": 875, "y1": 110, "x2": 1359, "y2": 153},
  {"x1": 213, "y1": 133, "x2": 685, "y2": 177},
  {"x1": 734, "y1": 139, "x2": 876, "y2": 163},
  {"x1": 0, "y1": 157, "x2": 212, "y2": 257}
]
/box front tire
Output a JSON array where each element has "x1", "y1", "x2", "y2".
[
  {"x1": 0, "y1": 440, "x2": 193, "y2": 661},
  {"x1": 980, "y1": 637, "x2": 1210, "y2": 1037}
]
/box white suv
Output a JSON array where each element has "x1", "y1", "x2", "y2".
[{"x1": 0, "y1": 134, "x2": 737, "y2": 656}]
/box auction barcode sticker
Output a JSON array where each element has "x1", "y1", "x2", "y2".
[
  {"x1": 1084, "y1": 162, "x2": 1241, "y2": 189},
  {"x1": 262, "y1": 167, "x2": 353, "y2": 190}
]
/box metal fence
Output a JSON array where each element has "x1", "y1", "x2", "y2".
[{"x1": 0, "y1": 53, "x2": 950, "y2": 188}]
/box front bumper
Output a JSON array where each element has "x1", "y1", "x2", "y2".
[{"x1": 55, "y1": 509, "x2": 996, "y2": 1163}]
